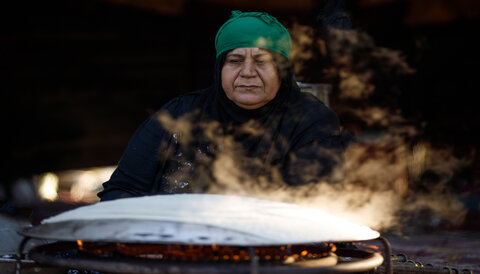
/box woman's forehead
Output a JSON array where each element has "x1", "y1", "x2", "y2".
[{"x1": 227, "y1": 48, "x2": 272, "y2": 57}]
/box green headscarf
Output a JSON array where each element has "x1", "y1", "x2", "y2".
[{"x1": 215, "y1": 10, "x2": 292, "y2": 59}]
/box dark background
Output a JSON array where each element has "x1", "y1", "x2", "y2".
[{"x1": 2, "y1": 0, "x2": 480, "y2": 191}]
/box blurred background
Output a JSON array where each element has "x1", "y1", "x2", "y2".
[{"x1": 1, "y1": 0, "x2": 479, "y2": 233}]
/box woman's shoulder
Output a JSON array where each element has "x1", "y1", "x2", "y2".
[
  {"x1": 283, "y1": 91, "x2": 342, "y2": 148},
  {"x1": 160, "y1": 88, "x2": 211, "y2": 118},
  {"x1": 289, "y1": 91, "x2": 339, "y2": 122}
]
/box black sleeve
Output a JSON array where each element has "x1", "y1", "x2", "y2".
[
  {"x1": 282, "y1": 103, "x2": 352, "y2": 186},
  {"x1": 96, "y1": 91, "x2": 207, "y2": 201},
  {"x1": 283, "y1": 133, "x2": 347, "y2": 186},
  {"x1": 97, "y1": 113, "x2": 170, "y2": 201}
]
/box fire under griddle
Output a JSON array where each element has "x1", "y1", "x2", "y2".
[
  {"x1": 24, "y1": 240, "x2": 386, "y2": 273},
  {"x1": 13, "y1": 194, "x2": 393, "y2": 273}
]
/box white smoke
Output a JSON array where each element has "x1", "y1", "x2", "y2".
[{"x1": 151, "y1": 25, "x2": 469, "y2": 232}]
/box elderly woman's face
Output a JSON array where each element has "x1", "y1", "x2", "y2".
[{"x1": 221, "y1": 48, "x2": 281, "y2": 110}]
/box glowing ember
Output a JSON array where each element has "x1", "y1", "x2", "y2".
[{"x1": 75, "y1": 242, "x2": 335, "y2": 263}]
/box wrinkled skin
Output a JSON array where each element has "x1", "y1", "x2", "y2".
[{"x1": 221, "y1": 48, "x2": 282, "y2": 110}]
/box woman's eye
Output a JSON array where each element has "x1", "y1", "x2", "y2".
[{"x1": 228, "y1": 59, "x2": 242, "y2": 64}]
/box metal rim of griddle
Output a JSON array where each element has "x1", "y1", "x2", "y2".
[
  {"x1": 24, "y1": 241, "x2": 385, "y2": 274},
  {"x1": 19, "y1": 219, "x2": 380, "y2": 246},
  {"x1": 17, "y1": 218, "x2": 392, "y2": 274}
]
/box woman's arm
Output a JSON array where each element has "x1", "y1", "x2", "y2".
[
  {"x1": 283, "y1": 134, "x2": 347, "y2": 186},
  {"x1": 97, "y1": 114, "x2": 170, "y2": 201}
]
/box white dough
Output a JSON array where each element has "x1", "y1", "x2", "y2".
[{"x1": 41, "y1": 194, "x2": 380, "y2": 244}]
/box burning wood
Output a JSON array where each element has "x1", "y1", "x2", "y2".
[{"x1": 75, "y1": 242, "x2": 335, "y2": 263}]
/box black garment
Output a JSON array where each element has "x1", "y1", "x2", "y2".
[
  {"x1": 98, "y1": 83, "x2": 347, "y2": 201},
  {"x1": 98, "y1": 50, "x2": 347, "y2": 201}
]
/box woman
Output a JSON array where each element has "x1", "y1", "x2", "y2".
[{"x1": 98, "y1": 11, "x2": 347, "y2": 201}]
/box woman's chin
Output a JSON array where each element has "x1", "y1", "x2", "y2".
[{"x1": 234, "y1": 98, "x2": 266, "y2": 109}]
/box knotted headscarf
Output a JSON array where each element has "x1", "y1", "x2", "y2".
[{"x1": 215, "y1": 10, "x2": 292, "y2": 59}]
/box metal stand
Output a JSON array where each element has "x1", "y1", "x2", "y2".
[
  {"x1": 378, "y1": 236, "x2": 393, "y2": 274},
  {"x1": 248, "y1": 246, "x2": 259, "y2": 274},
  {"x1": 15, "y1": 236, "x2": 31, "y2": 274}
]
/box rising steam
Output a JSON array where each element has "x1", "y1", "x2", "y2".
[
  {"x1": 288, "y1": 23, "x2": 469, "y2": 231},
  {"x1": 152, "y1": 25, "x2": 469, "y2": 233}
]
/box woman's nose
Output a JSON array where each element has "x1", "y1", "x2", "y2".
[{"x1": 239, "y1": 60, "x2": 257, "y2": 77}]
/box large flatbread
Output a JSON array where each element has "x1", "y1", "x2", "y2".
[{"x1": 22, "y1": 194, "x2": 380, "y2": 245}]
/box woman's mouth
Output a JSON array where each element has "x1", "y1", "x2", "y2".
[{"x1": 238, "y1": 85, "x2": 261, "y2": 90}]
